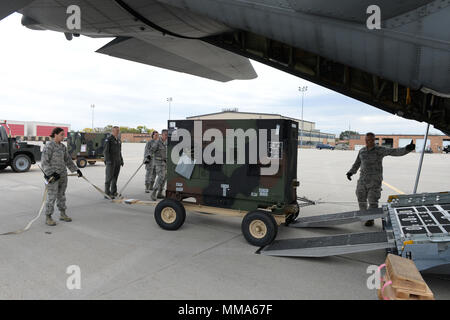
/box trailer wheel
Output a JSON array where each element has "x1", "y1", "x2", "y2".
[
  {"x1": 76, "y1": 157, "x2": 87, "y2": 168},
  {"x1": 242, "y1": 210, "x2": 278, "y2": 247},
  {"x1": 285, "y1": 212, "x2": 299, "y2": 226},
  {"x1": 154, "y1": 199, "x2": 186, "y2": 230},
  {"x1": 88, "y1": 161, "x2": 96, "y2": 165},
  {"x1": 12, "y1": 154, "x2": 31, "y2": 172}
]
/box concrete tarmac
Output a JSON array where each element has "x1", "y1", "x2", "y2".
[{"x1": 0, "y1": 144, "x2": 449, "y2": 299}]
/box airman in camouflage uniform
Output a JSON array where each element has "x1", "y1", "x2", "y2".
[
  {"x1": 143, "y1": 131, "x2": 159, "y2": 193},
  {"x1": 347, "y1": 132, "x2": 415, "y2": 226},
  {"x1": 42, "y1": 128, "x2": 82, "y2": 226},
  {"x1": 150, "y1": 130, "x2": 168, "y2": 201},
  {"x1": 104, "y1": 126, "x2": 124, "y2": 199}
]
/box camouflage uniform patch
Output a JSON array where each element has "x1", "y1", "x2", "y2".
[
  {"x1": 348, "y1": 145, "x2": 411, "y2": 210},
  {"x1": 144, "y1": 140, "x2": 157, "y2": 187},
  {"x1": 150, "y1": 138, "x2": 167, "y2": 192},
  {"x1": 41, "y1": 141, "x2": 78, "y2": 216},
  {"x1": 46, "y1": 175, "x2": 69, "y2": 216}
]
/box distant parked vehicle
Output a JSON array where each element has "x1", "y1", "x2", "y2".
[
  {"x1": 316, "y1": 143, "x2": 335, "y2": 150},
  {"x1": 335, "y1": 143, "x2": 350, "y2": 150},
  {"x1": 67, "y1": 131, "x2": 110, "y2": 168},
  {"x1": 0, "y1": 123, "x2": 41, "y2": 172}
]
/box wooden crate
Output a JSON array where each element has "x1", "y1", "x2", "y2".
[
  {"x1": 378, "y1": 254, "x2": 434, "y2": 300},
  {"x1": 379, "y1": 272, "x2": 434, "y2": 300}
]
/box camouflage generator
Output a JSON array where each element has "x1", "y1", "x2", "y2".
[
  {"x1": 67, "y1": 132, "x2": 110, "y2": 168},
  {"x1": 153, "y1": 119, "x2": 300, "y2": 246}
]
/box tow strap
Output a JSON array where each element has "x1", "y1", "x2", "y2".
[
  {"x1": 117, "y1": 162, "x2": 145, "y2": 199},
  {"x1": 0, "y1": 163, "x2": 145, "y2": 236},
  {"x1": 0, "y1": 172, "x2": 78, "y2": 236},
  {"x1": 81, "y1": 175, "x2": 113, "y2": 200},
  {"x1": 1, "y1": 163, "x2": 382, "y2": 236},
  {"x1": 0, "y1": 185, "x2": 49, "y2": 236}
]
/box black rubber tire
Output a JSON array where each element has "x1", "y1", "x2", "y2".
[
  {"x1": 76, "y1": 157, "x2": 87, "y2": 168},
  {"x1": 11, "y1": 154, "x2": 31, "y2": 172},
  {"x1": 88, "y1": 161, "x2": 96, "y2": 165},
  {"x1": 0, "y1": 165, "x2": 7, "y2": 171},
  {"x1": 242, "y1": 210, "x2": 278, "y2": 247},
  {"x1": 154, "y1": 199, "x2": 186, "y2": 231}
]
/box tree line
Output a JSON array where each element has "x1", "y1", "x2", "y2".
[{"x1": 81, "y1": 125, "x2": 155, "y2": 134}]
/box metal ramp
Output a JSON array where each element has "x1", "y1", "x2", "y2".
[
  {"x1": 259, "y1": 192, "x2": 450, "y2": 274},
  {"x1": 259, "y1": 231, "x2": 395, "y2": 257},
  {"x1": 289, "y1": 208, "x2": 386, "y2": 228},
  {"x1": 259, "y1": 207, "x2": 392, "y2": 258}
]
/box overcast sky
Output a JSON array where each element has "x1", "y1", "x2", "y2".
[{"x1": 0, "y1": 13, "x2": 444, "y2": 135}]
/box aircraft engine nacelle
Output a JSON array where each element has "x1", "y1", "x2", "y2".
[{"x1": 21, "y1": 15, "x2": 46, "y2": 30}]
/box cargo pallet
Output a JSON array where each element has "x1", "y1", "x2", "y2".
[{"x1": 260, "y1": 191, "x2": 450, "y2": 274}]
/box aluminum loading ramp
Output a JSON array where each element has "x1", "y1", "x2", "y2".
[
  {"x1": 288, "y1": 208, "x2": 386, "y2": 228},
  {"x1": 259, "y1": 192, "x2": 450, "y2": 273},
  {"x1": 258, "y1": 231, "x2": 395, "y2": 257}
]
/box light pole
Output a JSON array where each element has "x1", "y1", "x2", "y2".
[
  {"x1": 167, "y1": 97, "x2": 173, "y2": 120},
  {"x1": 91, "y1": 104, "x2": 95, "y2": 130},
  {"x1": 413, "y1": 123, "x2": 430, "y2": 194},
  {"x1": 298, "y1": 86, "x2": 308, "y2": 148}
]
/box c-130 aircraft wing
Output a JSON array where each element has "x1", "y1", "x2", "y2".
[{"x1": 2, "y1": 0, "x2": 450, "y2": 134}]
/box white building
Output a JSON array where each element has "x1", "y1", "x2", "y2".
[{"x1": 187, "y1": 111, "x2": 336, "y2": 146}]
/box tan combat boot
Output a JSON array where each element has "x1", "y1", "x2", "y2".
[
  {"x1": 60, "y1": 212, "x2": 72, "y2": 222},
  {"x1": 46, "y1": 216, "x2": 57, "y2": 226},
  {"x1": 150, "y1": 189, "x2": 158, "y2": 201}
]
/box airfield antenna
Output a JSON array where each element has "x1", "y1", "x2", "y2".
[
  {"x1": 167, "y1": 97, "x2": 173, "y2": 120},
  {"x1": 298, "y1": 86, "x2": 308, "y2": 148},
  {"x1": 91, "y1": 104, "x2": 95, "y2": 130}
]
